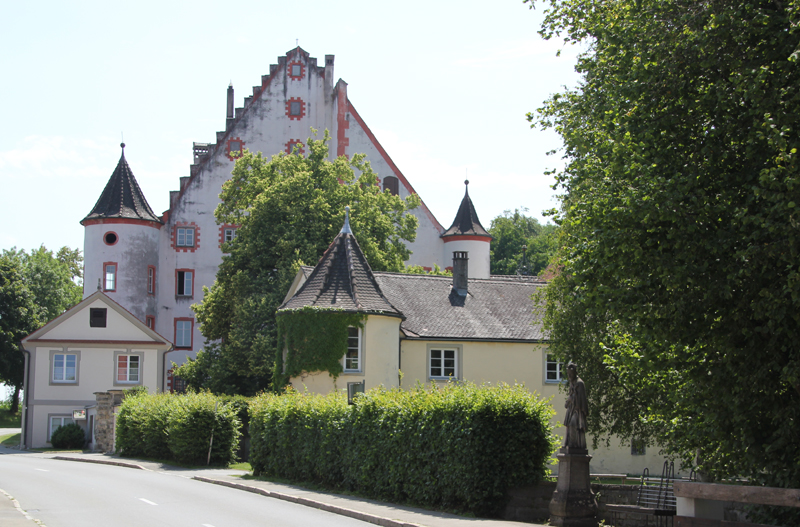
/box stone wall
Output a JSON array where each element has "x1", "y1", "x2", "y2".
[{"x1": 92, "y1": 390, "x2": 125, "y2": 453}]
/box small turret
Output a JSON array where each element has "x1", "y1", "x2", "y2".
[
  {"x1": 441, "y1": 181, "x2": 492, "y2": 279},
  {"x1": 81, "y1": 144, "x2": 161, "y2": 324}
]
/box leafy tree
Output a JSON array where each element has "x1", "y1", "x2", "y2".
[
  {"x1": 0, "y1": 246, "x2": 82, "y2": 412},
  {"x1": 176, "y1": 132, "x2": 419, "y2": 395},
  {"x1": 0, "y1": 255, "x2": 39, "y2": 413},
  {"x1": 488, "y1": 208, "x2": 558, "y2": 276},
  {"x1": 530, "y1": 0, "x2": 800, "y2": 509}
]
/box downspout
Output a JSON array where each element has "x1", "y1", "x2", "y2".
[
  {"x1": 161, "y1": 345, "x2": 174, "y2": 393},
  {"x1": 19, "y1": 346, "x2": 31, "y2": 449}
]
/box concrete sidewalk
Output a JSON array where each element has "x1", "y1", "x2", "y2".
[
  {"x1": 0, "y1": 488, "x2": 40, "y2": 526},
  {"x1": 33, "y1": 451, "x2": 542, "y2": 527}
]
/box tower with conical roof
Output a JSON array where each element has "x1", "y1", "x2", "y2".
[
  {"x1": 440, "y1": 180, "x2": 493, "y2": 279},
  {"x1": 81, "y1": 143, "x2": 162, "y2": 324}
]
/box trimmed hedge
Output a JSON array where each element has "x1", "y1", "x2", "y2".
[
  {"x1": 250, "y1": 383, "x2": 557, "y2": 516},
  {"x1": 116, "y1": 392, "x2": 241, "y2": 465}
]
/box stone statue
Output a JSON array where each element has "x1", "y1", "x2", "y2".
[{"x1": 563, "y1": 362, "x2": 588, "y2": 449}]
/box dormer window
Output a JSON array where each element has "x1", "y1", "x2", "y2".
[
  {"x1": 90, "y1": 308, "x2": 107, "y2": 328},
  {"x1": 292, "y1": 64, "x2": 302, "y2": 76}
]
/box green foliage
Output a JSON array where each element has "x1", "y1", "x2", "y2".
[
  {"x1": 116, "y1": 392, "x2": 241, "y2": 465},
  {"x1": 249, "y1": 383, "x2": 557, "y2": 517},
  {"x1": 0, "y1": 254, "x2": 39, "y2": 413},
  {"x1": 183, "y1": 131, "x2": 419, "y2": 395},
  {"x1": 530, "y1": 0, "x2": 800, "y2": 516},
  {"x1": 115, "y1": 392, "x2": 172, "y2": 459},
  {"x1": 402, "y1": 264, "x2": 452, "y2": 276},
  {"x1": 50, "y1": 423, "x2": 86, "y2": 450},
  {"x1": 274, "y1": 307, "x2": 366, "y2": 387},
  {"x1": 488, "y1": 209, "x2": 559, "y2": 276}
]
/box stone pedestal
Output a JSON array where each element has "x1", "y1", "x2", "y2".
[{"x1": 549, "y1": 447, "x2": 598, "y2": 527}]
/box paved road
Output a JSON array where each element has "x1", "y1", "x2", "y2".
[{"x1": 0, "y1": 451, "x2": 369, "y2": 527}]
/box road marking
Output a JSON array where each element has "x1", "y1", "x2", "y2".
[
  {"x1": 35, "y1": 469, "x2": 49, "y2": 472},
  {"x1": 202, "y1": 524, "x2": 216, "y2": 527},
  {"x1": 139, "y1": 498, "x2": 158, "y2": 506}
]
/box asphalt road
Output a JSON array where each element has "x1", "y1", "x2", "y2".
[{"x1": 0, "y1": 451, "x2": 369, "y2": 527}]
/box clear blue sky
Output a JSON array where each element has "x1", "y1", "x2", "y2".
[{"x1": 0, "y1": 0, "x2": 582, "y2": 257}]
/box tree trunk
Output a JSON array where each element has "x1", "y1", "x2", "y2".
[{"x1": 9, "y1": 385, "x2": 20, "y2": 414}]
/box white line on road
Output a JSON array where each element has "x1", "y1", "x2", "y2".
[
  {"x1": 139, "y1": 498, "x2": 158, "y2": 505},
  {"x1": 35, "y1": 468, "x2": 48, "y2": 472},
  {"x1": 202, "y1": 524, "x2": 216, "y2": 527}
]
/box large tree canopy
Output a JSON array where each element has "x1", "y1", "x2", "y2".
[
  {"x1": 1, "y1": 246, "x2": 82, "y2": 411},
  {"x1": 531, "y1": 0, "x2": 800, "y2": 501},
  {"x1": 488, "y1": 208, "x2": 559, "y2": 276},
  {"x1": 176, "y1": 132, "x2": 419, "y2": 395}
]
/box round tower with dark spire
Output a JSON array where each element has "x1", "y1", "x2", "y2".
[
  {"x1": 440, "y1": 180, "x2": 493, "y2": 279},
  {"x1": 81, "y1": 144, "x2": 162, "y2": 323}
]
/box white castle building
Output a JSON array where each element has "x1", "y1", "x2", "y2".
[{"x1": 81, "y1": 47, "x2": 492, "y2": 388}]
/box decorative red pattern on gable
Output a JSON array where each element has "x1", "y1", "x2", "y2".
[
  {"x1": 285, "y1": 140, "x2": 305, "y2": 155},
  {"x1": 287, "y1": 61, "x2": 306, "y2": 80},
  {"x1": 226, "y1": 137, "x2": 245, "y2": 161},
  {"x1": 286, "y1": 97, "x2": 306, "y2": 120},
  {"x1": 170, "y1": 222, "x2": 201, "y2": 253}
]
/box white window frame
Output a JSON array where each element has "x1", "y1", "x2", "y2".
[
  {"x1": 177, "y1": 270, "x2": 193, "y2": 297},
  {"x1": 545, "y1": 353, "x2": 564, "y2": 383},
  {"x1": 175, "y1": 319, "x2": 193, "y2": 348},
  {"x1": 428, "y1": 346, "x2": 461, "y2": 380},
  {"x1": 343, "y1": 326, "x2": 362, "y2": 373},
  {"x1": 51, "y1": 351, "x2": 79, "y2": 384},
  {"x1": 224, "y1": 228, "x2": 237, "y2": 243},
  {"x1": 291, "y1": 64, "x2": 302, "y2": 77},
  {"x1": 104, "y1": 263, "x2": 116, "y2": 291},
  {"x1": 114, "y1": 353, "x2": 142, "y2": 385},
  {"x1": 48, "y1": 415, "x2": 75, "y2": 441},
  {"x1": 176, "y1": 227, "x2": 195, "y2": 247}
]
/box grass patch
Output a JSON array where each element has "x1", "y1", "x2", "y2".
[
  {"x1": 0, "y1": 408, "x2": 21, "y2": 428},
  {"x1": 29, "y1": 448, "x2": 85, "y2": 453},
  {"x1": 1, "y1": 432, "x2": 21, "y2": 446},
  {"x1": 229, "y1": 462, "x2": 252, "y2": 471}
]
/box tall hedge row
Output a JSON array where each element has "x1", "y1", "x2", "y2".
[
  {"x1": 116, "y1": 392, "x2": 241, "y2": 465},
  {"x1": 250, "y1": 383, "x2": 557, "y2": 516}
]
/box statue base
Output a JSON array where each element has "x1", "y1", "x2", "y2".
[{"x1": 549, "y1": 447, "x2": 598, "y2": 527}]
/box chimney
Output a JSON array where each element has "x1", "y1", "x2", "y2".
[
  {"x1": 226, "y1": 83, "x2": 235, "y2": 121},
  {"x1": 452, "y1": 251, "x2": 468, "y2": 296}
]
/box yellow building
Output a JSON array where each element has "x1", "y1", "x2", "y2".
[{"x1": 280, "y1": 191, "x2": 667, "y2": 476}]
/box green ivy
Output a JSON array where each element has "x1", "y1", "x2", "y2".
[{"x1": 274, "y1": 307, "x2": 366, "y2": 388}]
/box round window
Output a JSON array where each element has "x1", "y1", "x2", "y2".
[{"x1": 104, "y1": 232, "x2": 118, "y2": 245}]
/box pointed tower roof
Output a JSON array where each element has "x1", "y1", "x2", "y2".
[
  {"x1": 81, "y1": 143, "x2": 162, "y2": 225},
  {"x1": 279, "y1": 208, "x2": 403, "y2": 317},
  {"x1": 441, "y1": 180, "x2": 492, "y2": 239}
]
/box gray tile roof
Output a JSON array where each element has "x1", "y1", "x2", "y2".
[
  {"x1": 279, "y1": 231, "x2": 403, "y2": 317},
  {"x1": 82, "y1": 144, "x2": 162, "y2": 224},
  {"x1": 374, "y1": 273, "x2": 546, "y2": 341},
  {"x1": 441, "y1": 181, "x2": 491, "y2": 239}
]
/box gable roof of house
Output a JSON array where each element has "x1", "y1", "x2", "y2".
[
  {"x1": 21, "y1": 289, "x2": 171, "y2": 346},
  {"x1": 441, "y1": 181, "x2": 491, "y2": 239},
  {"x1": 279, "y1": 212, "x2": 403, "y2": 318},
  {"x1": 81, "y1": 144, "x2": 162, "y2": 225},
  {"x1": 374, "y1": 273, "x2": 545, "y2": 341}
]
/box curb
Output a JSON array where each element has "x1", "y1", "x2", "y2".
[
  {"x1": 51, "y1": 456, "x2": 146, "y2": 471},
  {"x1": 193, "y1": 476, "x2": 424, "y2": 527},
  {"x1": 0, "y1": 488, "x2": 46, "y2": 526}
]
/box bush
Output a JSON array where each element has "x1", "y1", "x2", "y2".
[
  {"x1": 115, "y1": 391, "x2": 241, "y2": 465},
  {"x1": 250, "y1": 383, "x2": 557, "y2": 516},
  {"x1": 166, "y1": 392, "x2": 241, "y2": 465},
  {"x1": 50, "y1": 423, "x2": 86, "y2": 449}
]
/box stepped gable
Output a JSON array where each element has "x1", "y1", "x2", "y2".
[
  {"x1": 82, "y1": 143, "x2": 161, "y2": 224},
  {"x1": 374, "y1": 273, "x2": 546, "y2": 341},
  {"x1": 279, "y1": 209, "x2": 403, "y2": 318},
  {"x1": 440, "y1": 180, "x2": 491, "y2": 239}
]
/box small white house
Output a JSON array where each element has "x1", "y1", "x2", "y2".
[{"x1": 19, "y1": 290, "x2": 172, "y2": 449}]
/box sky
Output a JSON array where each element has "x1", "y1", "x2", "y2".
[{"x1": 0, "y1": 0, "x2": 583, "y2": 256}]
